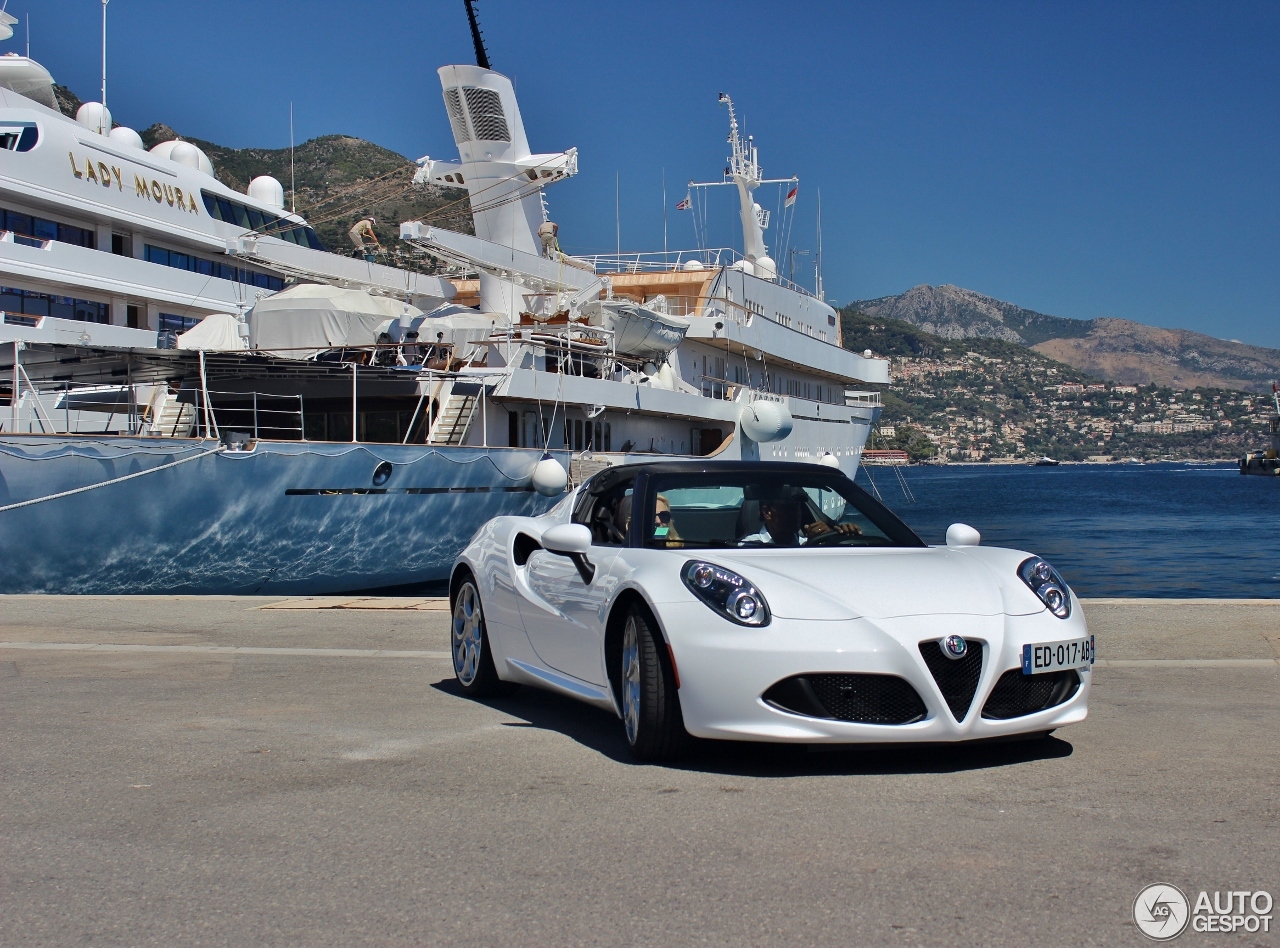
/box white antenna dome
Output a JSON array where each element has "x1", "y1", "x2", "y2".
[
  {"x1": 730, "y1": 258, "x2": 756, "y2": 277},
  {"x1": 681, "y1": 259, "x2": 705, "y2": 271},
  {"x1": 149, "y1": 139, "x2": 179, "y2": 159},
  {"x1": 75, "y1": 101, "x2": 112, "y2": 135},
  {"x1": 167, "y1": 140, "x2": 215, "y2": 176},
  {"x1": 754, "y1": 255, "x2": 777, "y2": 281},
  {"x1": 248, "y1": 175, "x2": 285, "y2": 210},
  {"x1": 108, "y1": 126, "x2": 144, "y2": 149}
]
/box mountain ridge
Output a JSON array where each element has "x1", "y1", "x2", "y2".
[{"x1": 852, "y1": 284, "x2": 1280, "y2": 393}]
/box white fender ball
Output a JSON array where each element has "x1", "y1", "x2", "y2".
[
  {"x1": 531, "y1": 454, "x2": 568, "y2": 496},
  {"x1": 739, "y1": 400, "x2": 794, "y2": 443}
]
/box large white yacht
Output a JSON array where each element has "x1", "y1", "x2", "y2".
[{"x1": 0, "y1": 19, "x2": 887, "y2": 594}]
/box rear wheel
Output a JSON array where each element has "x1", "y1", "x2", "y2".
[
  {"x1": 619, "y1": 604, "x2": 687, "y2": 760},
  {"x1": 451, "y1": 576, "x2": 514, "y2": 697}
]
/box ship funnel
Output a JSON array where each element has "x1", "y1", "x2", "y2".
[
  {"x1": 438, "y1": 65, "x2": 530, "y2": 165},
  {"x1": 435, "y1": 65, "x2": 578, "y2": 317}
]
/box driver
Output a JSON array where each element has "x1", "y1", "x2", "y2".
[{"x1": 739, "y1": 487, "x2": 861, "y2": 546}]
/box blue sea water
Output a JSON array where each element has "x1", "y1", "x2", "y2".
[{"x1": 855, "y1": 462, "x2": 1274, "y2": 599}]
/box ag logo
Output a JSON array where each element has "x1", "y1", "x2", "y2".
[{"x1": 1134, "y1": 883, "x2": 1190, "y2": 940}]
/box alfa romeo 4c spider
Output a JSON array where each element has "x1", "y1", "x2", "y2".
[{"x1": 449, "y1": 461, "x2": 1092, "y2": 760}]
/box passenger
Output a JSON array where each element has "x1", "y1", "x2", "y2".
[
  {"x1": 652, "y1": 493, "x2": 683, "y2": 547},
  {"x1": 739, "y1": 489, "x2": 860, "y2": 546}
]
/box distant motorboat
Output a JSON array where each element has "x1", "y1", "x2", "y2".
[{"x1": 1034, "y1": 456, "x2": 1061, "y2": 466}]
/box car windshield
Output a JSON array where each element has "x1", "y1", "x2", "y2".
[{"x1": 644, "y1": 471, "x2": 925, "y2": 549}]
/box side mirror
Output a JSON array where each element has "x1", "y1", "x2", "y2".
[
  {"x1": 540, "y1": 523, "x2": 596, "y2": 584},
  {"x1": 541, "y1": 523, "x2": 592, "y2": 555},
  {"x1": 946, "y1": 523, "x2": 981, "y2": 548}
]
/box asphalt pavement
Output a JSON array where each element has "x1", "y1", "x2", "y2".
[{"x1": 1, "y1": 596, "x2": 1277, "y2": 946}]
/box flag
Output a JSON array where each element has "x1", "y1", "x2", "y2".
[
  {"x1": 784, "y1": 186, "x2": 798, "y2": 208},
  {"x1": 675, "y1": 194, "x2": 691, "y2": 211}
]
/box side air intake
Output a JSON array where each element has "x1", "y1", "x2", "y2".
[
  {"x1": 463, "y1": 87, "x2": 510, "y2": 142},
  {"x1": 443, "y1": 88, "x2": 470, "y2": 143}
]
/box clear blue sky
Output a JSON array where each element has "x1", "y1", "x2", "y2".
[{"x1": 21, "y1": 0, "x2": 1280, "y2": 346}]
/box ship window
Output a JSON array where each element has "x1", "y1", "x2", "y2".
[
  {"x1": 444, "y1": 87, "x2": 470, "y2": 143},
  {"x1": 305, "y1": 228, "x2": 325, "y2": 250},
  {"x1": 0, "y1": 122, "x2": 38, "y2": 151},
  {"x1": 145, "y1": 244, "x2": 284, "y2": 292},
  {"x1": 246, "y1": 207, "x2": 265, "y2": 230},
  {"x1": 158, "y1": 312, "x2": 200, "y2": 335},
  {"x1": 33, "y1": 218, "x2": 56, "y2": 241},
  {"x1": 463, "y1": 87, "x2": 510, "y2": 142},
  {"x1": 0, "y1": 285, "x2": 107, "y2": 323},
  {"x1": 203, "y1": 192, "x2": 219, "y2": 218}
]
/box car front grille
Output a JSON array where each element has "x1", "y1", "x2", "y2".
[
  {"x1": 981, "y1": 668, "x2": 1081, "y2": 720},
  {"x1": 762, "y1": 674, "x2": 927, "y2": 725},
  {"x1": 919, "y1": 640, "x2": 984, "y2": 722}
]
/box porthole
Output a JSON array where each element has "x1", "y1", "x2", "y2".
[{"x1": 372, "y1": 460, "x2": 393, "y2": 486}]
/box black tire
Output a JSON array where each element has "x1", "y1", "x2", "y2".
[
  {"x1": 450, "y1": 574, "x2": 515, "y2": 697},
  {"x1": 618, "y1": 603, "x2": 688, "y2": 760}
]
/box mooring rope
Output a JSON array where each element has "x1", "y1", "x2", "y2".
[{"x1": 0, "y1": 446, "x2": 224, "y2": 514}]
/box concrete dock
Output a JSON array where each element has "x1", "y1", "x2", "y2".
[{"x1": 2, "y1": 597, "x2": 1277, "y2": 946}]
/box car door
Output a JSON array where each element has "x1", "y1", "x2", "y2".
[{"x1": 517, "y1": 475, "x2": 635, "y2": 686}]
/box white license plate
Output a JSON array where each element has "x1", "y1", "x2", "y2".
[{"x1": 1022, "y1": 636, "x2": 1094, "y2": 675}]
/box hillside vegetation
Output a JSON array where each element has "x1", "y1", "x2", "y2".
[
  {"x1": 854, "y1": 284, "x2": 1280, "y2": 393},
  {"x1": 841, "y1": 307, "x2": 1269, "y2": 462}
]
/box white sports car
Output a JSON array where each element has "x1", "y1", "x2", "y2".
[{"x1": 449, "y1": 461, "x2": 1092, "y2": 760}]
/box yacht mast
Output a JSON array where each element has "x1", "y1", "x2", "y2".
[{"x1": 99, "y1": 0, "x2": 108, "y2": 133}]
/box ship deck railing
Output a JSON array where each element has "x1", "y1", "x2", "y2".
[{"x1": 577, "y1": 248, "x2": 821, "y2": 301}]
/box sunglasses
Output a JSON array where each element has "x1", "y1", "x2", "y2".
[{"x1": 655, "y1": 510, "x2": 671, "y2": 523}]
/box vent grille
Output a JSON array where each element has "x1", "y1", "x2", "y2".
[
  {"x1": 919, "y1": 640, "x2": 984, "y2": 722},
  {"x1": 463, "y1": 86, "x2": 510, "y2": 142},
  {"x1": 443, "y1": 87, "x2": 470, "y2": 143},
  {"x1": 982, "y1": 669, "x2": 1080, "y2": 720},
  {"x1": 762, "y1": 674, "x2": 927, "y2": 725}
]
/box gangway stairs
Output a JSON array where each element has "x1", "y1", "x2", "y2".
[
  {"x1": 146, "y1": 389, "x2": 195, "y2": 437},
  {"x1": 426, "y1": 384, "x2": 476, "y2": 446}
]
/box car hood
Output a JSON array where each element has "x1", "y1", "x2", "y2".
[{"x1": 706, "y1": 547, "x2": 1016, "y2": 620}]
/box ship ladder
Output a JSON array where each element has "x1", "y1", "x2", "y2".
[
  {"x1": 147, "y1": 390, "x2": 196, "y2": 437},
  {"x1": 427, "y1": 391, "x2": 477, "y2": 446}
]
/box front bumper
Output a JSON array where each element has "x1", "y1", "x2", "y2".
[{"x1": 661, "y1": 602, "x2": 1091, "y2": 743}]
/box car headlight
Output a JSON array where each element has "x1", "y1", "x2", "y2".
[
  {"x1": 1018, "y1": 556, "x2": 1072, "y2": 619},
  {"x1": 682, "y1": 560, "x2": 771, "y2": 627}
]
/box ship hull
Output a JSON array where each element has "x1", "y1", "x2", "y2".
[{"x1": 0, "y1": 437, "x2": 556, "y2": 595}]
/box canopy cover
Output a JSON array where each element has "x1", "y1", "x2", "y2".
[
  {"x1": 248, "y1": 283, "x2": 420, "y2": 358},
  {"x1": 177, "y1": 312, "x2": 248, "y2": 351}
]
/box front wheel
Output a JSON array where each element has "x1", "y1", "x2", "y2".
[
  {"x1": 451, "y1": 576, "x2": 515, "y2": 697},
  {"x1": 619, "y1": 605, "x2": 687, "y2": 760}
]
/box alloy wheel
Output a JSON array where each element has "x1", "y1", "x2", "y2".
[
  {"x1": 452, "y1": 582, "x2": 484, "y2": 686},
  {"x1": 622, "y1": 614, "x2": 641, "y2": 744}
]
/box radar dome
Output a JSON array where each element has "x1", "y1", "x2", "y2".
[
  {"x1": 730, "y1": 259, "x2": 755, "y2": 277},
  {"x1": 681, "y1": 259, "x2": 705, "y2": 271},
  {"x1": 75, "y1": 101, "x2": 112, "y2": 135},
  {"x1": 149, "y1": 140, "x2": 180, "y2": 160},
  {"x1": 108, "y1": 126, "x2": 144, "y2": 149},
  {"x1": 248, "y1": 176, "x2": 285, "y2": 210},
  {"x1": 739, "y1": 400, "x2": 794, "y2": 443},
  {"x1": 754, "y1": 255, "x2": 777, "y2": 281},
  {"x1": 169, "y1": 141, "x2": 215, "y2": 176}
]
